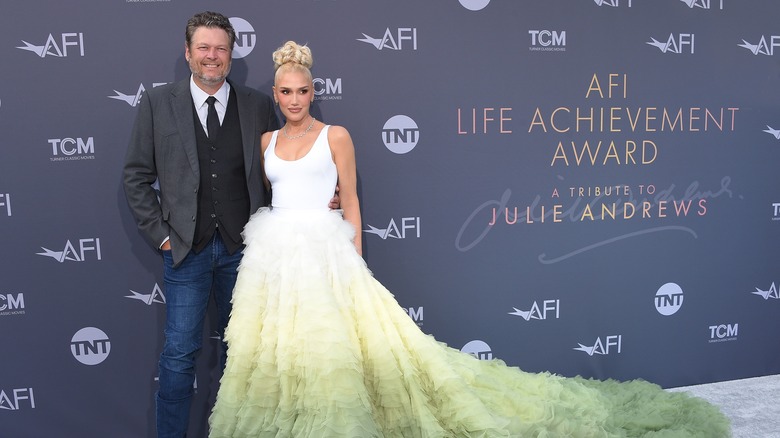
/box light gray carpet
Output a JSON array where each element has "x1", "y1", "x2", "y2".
[{"x1": 667, "y1": 374, "x2": 780, "y2": 437}]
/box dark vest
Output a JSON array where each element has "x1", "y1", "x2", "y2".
[{"x1": 192, "y1": 88, "x2": 250, "y2": 254}]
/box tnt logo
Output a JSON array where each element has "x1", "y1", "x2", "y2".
[
  {"x1": 0, "y1": 388, "x2": 35, "y2": 410},
  {"x1": 17, "y1": 33, "x2": 85, "y2": 57},
  {"x1": 679, "y1": 0, "x2": 724, "y2": 9},
  {"x1": 773, "y1": 204, "x2": 780, "y2": 221},
  {"x1": 509, "y1": 299, "x2": 560, "y2": 321},
  {"x1": 593, "y1": 0, "x2": 632, "y2": 7},
  {"x1": 461, "y1": 340, "x2": 493, "y2": 360},
  {"x1": 364, "y1": 217, "x2": 420, "y2": 240},
  {"x1": 751, "y1": 282, "x2": 779, "y2": 300},
  {"x1": 647, "y1": 33, "x2": 695, "y2": 54},
  {"x1": 126, "y1": 283, "x2": 166, "y2": 305},
  {"x1": 402, "y1": 306, "x2": 424, "y2": 326},
  {"x1": 358, "y1": 28, "x2": 417, "y2": 51},
  {"x1": 229, "y1": 17, "x2": 255, "y2": 59},
  {"x1": 574, "y1": 335, "x2": 622, "y2": 356},
  {"x1": 528, "y1": 30, "x2": 566, "y2": 51},
  {"x1": 37, "y1": 238, "x2": 102, "y2": 263},
  {"x1": 655, "y1": 283, "x2": 684, "y2": 316},
  {"x1": 459, "y1": 0, "x2": 490, "y2": 11},
  {"x1": 109, "y1": 82, "x2": 169, "y2": 107},
  {"x1": 0, "y1": 293, "x2": 25, "y2": 315},
  {"x1": 71, "y1": 327, "x2": 111, "y2": 365},
  {"x1": 313, "y1": 77, "x2": 342, "y2": 101},
  {"x1": 739, "y1": 36, "x2": 780, "y2": 56},
  {"x1": 48, "y1": 137, "x2": 95, "y2": 161},
  {"x1": 708, "y1": 323, "x2": 738, "y2": 343},
  {"x1": 382, "y1": 115, "x2": 420, "y2": 154},
  {"x1": 0, "y1": 193, "x2": 10, "y2": 216}
]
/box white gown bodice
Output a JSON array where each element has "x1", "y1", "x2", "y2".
[{"x1": 264, "y1": 126, "x2": 337, "y2": 210}]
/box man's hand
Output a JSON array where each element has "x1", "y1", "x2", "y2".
[
  {"x1": 329, "y1": 185, "x2": 341, "y2": 210},
  {"x1": 161, "y1": 241, "x2": 171, "y2": 251}
]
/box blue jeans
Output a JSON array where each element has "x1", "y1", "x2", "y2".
[{"x1": 156, "y1": 233, "x2": 241, "y2": 438}]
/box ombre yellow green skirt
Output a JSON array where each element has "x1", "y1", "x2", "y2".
[{"x1": 209, "y1": 208, "x2": 730, "y2": 437}]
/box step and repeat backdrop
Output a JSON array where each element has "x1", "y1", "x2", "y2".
[{"x1": 2, "y1": 0, "x2": 779, "y2": 436}]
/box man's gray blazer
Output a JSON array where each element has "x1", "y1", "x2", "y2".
[{"x1": 123, "y1": 78, "x2": 279, "y2": 267}]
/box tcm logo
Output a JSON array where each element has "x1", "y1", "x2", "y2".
[
  {"x1": 751, "y1": 282, "x2": 779, "y2": 300},
  {"x1": 574, "y1": 335, "x2": 622, "y2": 356},
  {"x1": 773, "y1": 203, "x2": 780, "y2": 221},
  {"x1": 402, "y1": 306, "x2": 424, "y2": 326},
  {"x1": 509, "y1": 299, "x2": 560, "y2": 321},
  {"x1": 739, "y1": 36, "x2": 780, "y2": 56},
  {"x1": 48, "y1": 137, "x2": 95, "y2": 161},
  {"x1": 126, "y1": 283, "x2": 166, "y2": 306},
  {"x1": 0, "y1": 293, "x2": 25, "y2": 315},
  {"x1": 461, "y1": 340, "x2": 493, "y2": 360},
  {"x1": 17, "y1": 33, "x2": 85, "y2": 58},
  {"x1": 655, "y1": 282, "x2": 684, "y2": 316},
  {"x1": 229, "y1": 17, "x2": 255, "y2": 59},
  {"x1": 364, "y1": 217, "x2": 420, "y2": 240},
  {"x1": 708, "y1": 323, "x2": 738, "y2": 343},
  {"x1": 37, "y1": 238, "x2": 102, "y2": 263},
  {"x1": 382, "y1": 115, "x2": 420, "y2": 154},
  {"x1": 593, "y1": 0, "x2": 632, "y2": 7},
  {"x1": 313, "y1": 77, "x2": 342, "y2": 101},
  {"x1": 358, "y1": 28, "x2": 417, "y2": 51},
  {"x1": 0, "y1": 388, "x2": 36, "y2": 411},
  {"x1": 109, "y1": 82, "x2": 169, "y2": 107},
  {"x1": 0, "y1": 193, "x2": 10, "y2": 216},
  {"x1": 71, "y1": 327, "x2": 111, "y2": 365},
  {"x1": 679, "y1": 0, "x2": 723, "y2": 9},
  {"x1": 528, "y1": 30, "x2": 566, "y2": 52},
  {"x1": 647, "y1": 33, "x2": 695, "y2": 54},
  {"x1": 459, "y1": 0, "x2": 490, "y2": 11}
]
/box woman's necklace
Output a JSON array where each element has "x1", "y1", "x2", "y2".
[{"x1": 282, "y1": 116, "x2": 316, "y2": 140}]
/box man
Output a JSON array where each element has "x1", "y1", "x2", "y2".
[{"x1": 122, "y1": 11, "x2": 278, "y2": 437}]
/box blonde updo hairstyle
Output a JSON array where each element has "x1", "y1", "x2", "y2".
[{"x1": 272, "y1": 41, "x2": 313, "y2": 84}]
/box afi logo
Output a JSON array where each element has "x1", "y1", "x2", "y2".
[
  {"x1": 402, "y1": 306, "x2": 424, "y2": 326},
  {"x1": 751, "y1": 282, "x2": 779, "y2": 300},
  {"x1": 574, "y1": 335, "x2": 622, "y2": 356},
  {"x1": 509, "y1": 299, "x2": 560, "y2": 321},
  {"x1": 37, "y1": 238, "x2": 102, "y2": 263},
  {"x1": 647, "y1": 33, "x2": 695, "y2": 54},
  {"x1": 739, "y1": 36, "x2": 780, "y2": 56},
  {"x1": 17, "y1": 33, "x2": 85, "y2": 57},
  {"x1": 764, "y1": 126, "x2": 780, "y2": 140},
  {"x1": 593, "y1": 0, "x2": 632, "y2": 7},
  {"x1": 109, "y1": 83, "x2": 169, "y2": 107},
  {"x1": 0, "y1": 193, "x2": 10, "y2": 216},
  {"x1": 679, "y1": 0, "x2": 724, "y2": 9},
  {"x1": 126, "y1": 283, "x2": 166, "y2": 305},
  {"x1": 313, "y1": 77, "x2": 342, "y2": 100},
  {"x1": 773, "y1": 203, "x2": 780, "y2": 221},
  {"x1": 48, "y1": 137, "x2": 94, "y2": 157},
  {"x1": 364, "y1": 217, "x2": 420, "y2": 240},
  {"x1": 709, "y1": 324, "x2": 738, "y2": 342},
  {"x1": 0, "y1": 293, "x2": 25, "y2": 312},
  {"x1": 528, "y1": 30, "x2": 566, "y2": 47},
  {"x1": 358, "y1": 28, "x2": 417, "y2": 50},
  {"x1": 461, "y1": 340, "x2": 493, "y2": 360},
  {"x1": 0, "y1": 388, "x2": 36, "y2": 410}
]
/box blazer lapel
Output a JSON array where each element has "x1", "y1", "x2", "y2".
[
  {"x1": 233, "y1": 83, "x2": 257, "y2": 181},
  {"x1": 170, "y1": 80, "x2": 200, "y2": 179}
]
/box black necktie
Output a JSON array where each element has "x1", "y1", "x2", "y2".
[{"x1": 206, "y1": 96, "x2": 219, "y2": 139}]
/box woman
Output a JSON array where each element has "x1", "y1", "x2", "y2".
[{"x1": 209, "y1": 41, "x2": 730, "y2": 437}]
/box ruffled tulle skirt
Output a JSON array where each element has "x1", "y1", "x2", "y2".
[{"x1": 208, "y1": 207, "x2": 730, "y2": 437}]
